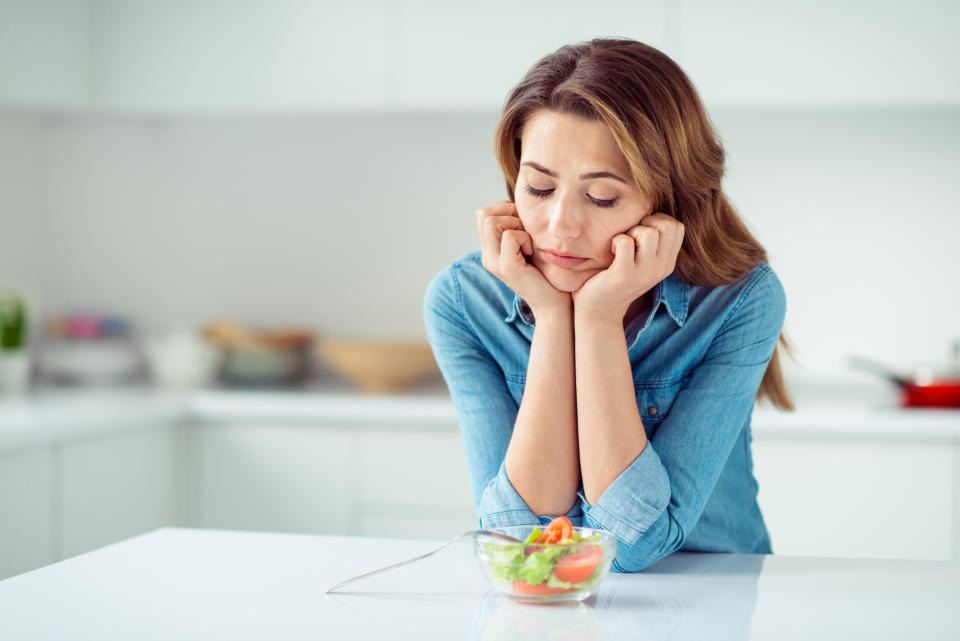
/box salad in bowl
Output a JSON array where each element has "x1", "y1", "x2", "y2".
[{"x1": 473, "y1": 517, "x2": 617, "y2": 603}]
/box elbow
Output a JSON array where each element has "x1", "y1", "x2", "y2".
[{"x1": 608, "y1": 514, "x2": 687, "y2": 573}]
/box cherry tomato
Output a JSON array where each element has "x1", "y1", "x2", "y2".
[
  {"x1": 553, "y1": 545, "x2": 603, "y2": 584},
  {"x1": 512, "y1": 580, "x2": 575, "y2": 596},
  {"x1": 536, "y1": 516, "x2": 573, "y2": 543}
]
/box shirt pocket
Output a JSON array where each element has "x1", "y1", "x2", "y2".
[{"x1": 634, "y1": 372, "x2": 688, "y2": 426}]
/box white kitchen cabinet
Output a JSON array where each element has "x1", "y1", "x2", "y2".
[
  {"x1": 752, "y1": 437, "x2": 956, "y2": 561},
  {"x1": 0, "y1": 448, "x2": 55, "y2": 580},
  {"x1": 354, "y1": 427, "x2": 477, "y2": 536},
  {"x1": 190, "y1": 423, "x2": 360, "y2": 535},
  {"x1": 0, "y1": 1, "x2": 90, "y2": 109},
  {"x1": 57, "y1": 425, "x2": 183, "y2": 560},
  {"x1": 679, "y1": 0, "x2": 960, "y2": 107},
  {"x1": 953, "y1": 443, "x2": 960, "y2": 561},
  {"x1": 4, "y1": 1, "x2": 956, "y2": 114},
  {"x1": 89, "y1": 0, "x2": 388, "y2": 113},
  {"x1": 190, "y1": 421, "x2": 477, "y2": 539},
  {"x1": 390, "y1": 0, "x2": 674, "y2": 109}
]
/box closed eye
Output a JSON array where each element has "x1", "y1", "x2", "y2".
[
  {"x1": 525, "y1": 183, "x2": 619, "y2": 208},
  {"x1": 588, "y1": 194, "x2": 618, "y2": 208},
  {"x1": 524, "y1": 184, "x2": 554, "y2": 198}
]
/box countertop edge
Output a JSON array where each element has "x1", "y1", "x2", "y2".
[{"x1": 1, "y1": 388, "x2": 959, "y2": 455}]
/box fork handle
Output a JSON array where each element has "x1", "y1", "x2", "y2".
[{"x1": 324, "y1": 530, "x2": 474, "y2": 594}]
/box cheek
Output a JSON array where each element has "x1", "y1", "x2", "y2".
[
  {"x1": 587, "y1": 217, "x2": 640, "y2": 266},
  {"x1": 588, "y1": 224, "x2": 621, "y2": 263},
  {"x1": 515, "y1": 202, "x2": 542, "y2": 234}
]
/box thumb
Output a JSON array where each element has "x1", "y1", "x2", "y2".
[
  {"x1": 501, "y1": 230, "x2": 531, "y2": 264},
  {"x1": 519, "y1": 232, "x2": 533, "y2": 256},
  {"x1": 611, "y1": 234, "x2": 635, "y2": 266}
]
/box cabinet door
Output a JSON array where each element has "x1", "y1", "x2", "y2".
[
  {"x1": 58, "y1": 425, "x2": 181, "y2": 560},
  {"x1": 0, "y1": 448, "x2": 55, "y2": 580},
  {"x1": 680, "y1": 0, "x2": 960, "y2": 107},
  {"x1": 752, "y1": 437, "x2": 955, "y2": 561},
  {"x1": 392, "y1": 0, "x2": 673, "y2": 110},
  {"x1": 954, "y1": 443, "x2": 960, "y2": 561},
  {"x1": 0, "y1": 1, "x2": 89, "y2": 109},
  {"x1": 92, "y1": 1, "x2": 387, "y2": 112},
  {"x1": 190, "y1": 423, "x2": 358, "y2": 536},
  {"x1": 355, "y1": 427, "x2": 477, "y2": 538}
]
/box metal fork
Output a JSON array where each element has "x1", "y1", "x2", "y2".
[{"x1": 325, "y1": 529, "x2": 520, "y2": 594}]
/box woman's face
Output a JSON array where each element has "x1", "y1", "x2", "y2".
[{"x1": 515, "y1": 109, "x2": 654, "y2": 293}]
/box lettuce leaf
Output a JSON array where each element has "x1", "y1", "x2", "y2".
[{"x1": 485, "y1": 529, "x2": 598, "y2": 587}]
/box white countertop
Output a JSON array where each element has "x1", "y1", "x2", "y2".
[
  {"x1": 1, "y1": 381, "x2": 959, "y2": 455},
  {"x1": 0, "y1": 527, "x2": 957, "y2": 641}
]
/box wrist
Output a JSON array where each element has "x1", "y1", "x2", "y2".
[
  {"x1": 529, "y1": 295, "x2": 573, "y2": 322},
  {"x1": 574, "y1": 306, "x2": 625, "y2": 330}
]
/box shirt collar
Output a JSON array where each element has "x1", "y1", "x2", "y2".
[
  {"x1": 505, "y1": 272, "x2": 689, "y2": 328},
  {"x1": 654, "y1": 272, "x2": 690, "y2": 328}
]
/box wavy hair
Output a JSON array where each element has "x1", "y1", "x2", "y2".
[{"x1": 494, "y1": 39, "x2": 794, "y2": 410}]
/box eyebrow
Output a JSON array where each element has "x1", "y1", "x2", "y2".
[{"x1": 521, "y1": 161, "x2": 628, "y2": 184}]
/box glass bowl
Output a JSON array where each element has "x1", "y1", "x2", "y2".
[{"x1": 473, "y1": 526, "x2": 617, "y2": 604}]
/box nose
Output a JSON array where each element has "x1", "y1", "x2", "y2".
[{"x1": 546, "y1": 194, "x2": 581, "y2": 239}]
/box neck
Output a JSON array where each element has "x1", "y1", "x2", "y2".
[{"x1": 622, "y1": 292, "x2": 653, "y2": 329}]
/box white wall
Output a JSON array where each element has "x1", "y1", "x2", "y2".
[
  {"x1": 0, "y1": 0, "x2": 91, "y2": 109},
  {"x1": 715, "y1": 108, "x2": 960, "y2": 380},
  {"x1": 0, "y1": 112, "x2": 45, "y2": 299},
  {"x1": 1, "y1": 0, "x2": 958, "y2": 384},
  {"x1": 2, "y1": 107, "x2": 958, "y2": 384},
  {"x1": 36, "y1": 112, "x2": 501, "y2": 339}
]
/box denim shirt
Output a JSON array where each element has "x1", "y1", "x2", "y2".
[{"x1": 423, "y1": 250, "x2": 785, "y2": 572}]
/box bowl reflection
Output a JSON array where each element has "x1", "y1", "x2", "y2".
[{"x1": 473, "y1": 590, "x2": 608, "y2": 641}]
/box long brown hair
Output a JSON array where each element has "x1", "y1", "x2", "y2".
[{"x1": 494, "y1": 39, "x2": 794, "y2": 411}]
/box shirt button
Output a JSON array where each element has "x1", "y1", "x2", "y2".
[{"x1": 647, "y1": 406, "x2": 658, "y2": 416}]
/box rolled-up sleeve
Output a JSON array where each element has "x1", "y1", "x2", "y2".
[
  {"x1": 582, "y1": 269, "x2": 787, "y2": 572},
  {"x1": 424, "y1": 266, "x2": 582, "y2": 529}
]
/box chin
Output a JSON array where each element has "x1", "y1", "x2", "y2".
[{"x1": 543, "y1": 267, "x2": 592, "y2": 293}]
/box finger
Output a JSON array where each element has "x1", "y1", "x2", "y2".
[
  {"x1": 610, "y1": 234, "x2": 636, "y2": 270},
  {"x1": 653, "y1": 219, "x2": 683, "y2": 262},
  {"x1": 639, "y1": 212, "x2": 675, "y2": 226},
  {"x1": 626, "y1": 226, "x2": 660, "y2": 264},
  {"x1": 481, "y1": 215, "x2": 524, "y2": 259},
  {"x1": 501, "y1": 229, "x2": 532, "y2": 266},
  {"x1": 639, "y1": 213, "x2": 681, "y2": 258},
  {"x1": 667, "y1": 221, "x2": 685, "y2": 262},
  {"x1": 475, "y1": 201, "x2": 519, "y2": 235}
]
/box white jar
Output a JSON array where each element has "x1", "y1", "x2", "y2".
[{"x1": 0, "y1": 349, "x2": 31, "y2": 396}]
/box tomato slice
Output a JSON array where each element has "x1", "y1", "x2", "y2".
[
  {"x1": 512, "y1": 579, "x2": 576, "y2": 596},
  {"x1": 536, "y1": 516, "x2": 573, "y2": 544},
  {"x1": 553, "y1": 545, "x2": 603, "y2": 584}
]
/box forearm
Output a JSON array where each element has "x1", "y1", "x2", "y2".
[
  {"x1": 504, "y1": 302, "x2": 579, "y2": 516},
  {"x1": 575, "y1": 314, "x2": 648, "y2": 506}
]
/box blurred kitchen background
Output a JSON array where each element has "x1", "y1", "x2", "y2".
[{"x1": 1, "y1": 0, "x2": 959, "y2": 579}]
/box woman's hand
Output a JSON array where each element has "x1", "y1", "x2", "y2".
[
  {"x1": 476, "y1": 201, "x2": 570, "y2": 316},
  {"x1": 571, "y1": 213, "x2": 684, "y2": 326}
]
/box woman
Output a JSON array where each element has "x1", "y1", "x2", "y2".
[{"x1": 423, "y1": 39, "x2": 793, "y2": 572}]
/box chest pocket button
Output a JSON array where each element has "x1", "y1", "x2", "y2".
[{"x1": 647, "y1": 406, "x2": 659, "y2": 416}]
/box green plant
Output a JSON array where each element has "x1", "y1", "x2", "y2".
[{"x1": 0, "y1": 296, "x2": 26, "y2": 350}]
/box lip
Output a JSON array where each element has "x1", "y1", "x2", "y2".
[{"x1": 541, "y1": 249, "x2": 589, "y2": 268}]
